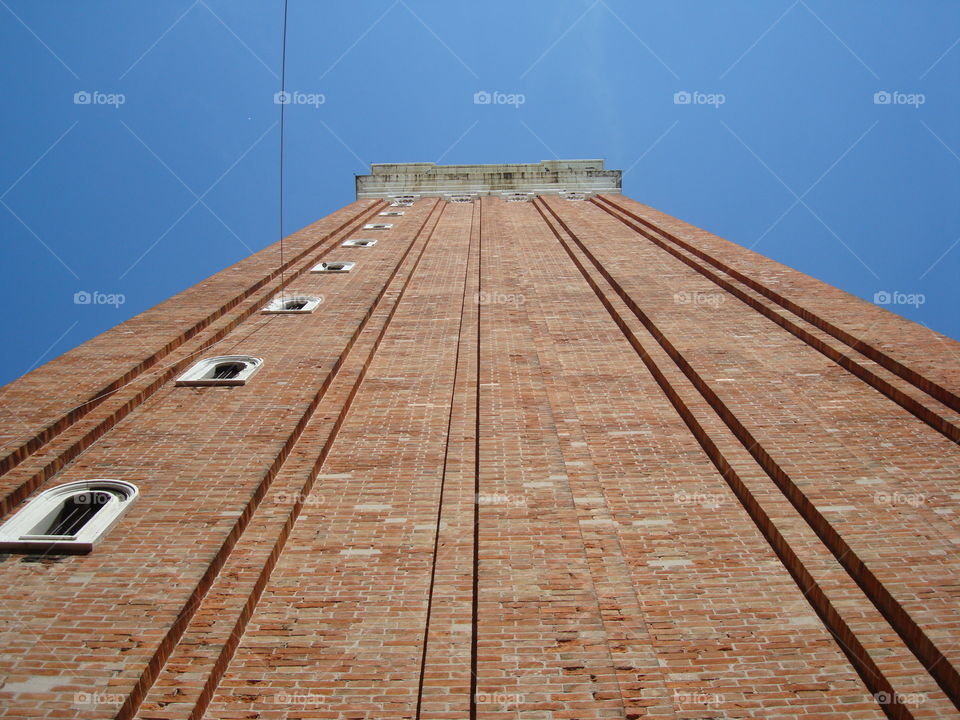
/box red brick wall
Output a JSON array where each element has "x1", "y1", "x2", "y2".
[
  {"x1": 0, "y1": 199, "x2": 380, "y2": 483},
  {"x1": 0, "y1": 193, "x2": 957, "y2": 719}
]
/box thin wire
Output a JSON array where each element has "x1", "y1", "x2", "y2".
[{"x1": 279, "y1": 0, "x2": 290, "y2": 302}]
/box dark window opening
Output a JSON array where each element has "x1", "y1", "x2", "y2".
[
  {"x1": 32, "y1": 491, "x2": 110, "y2": 537},
  {"x1": 284, "y1": 299, "x2": 308, "y2": 310},
  {"x1": 212, "y1": 362, "x2": 245, "y2": 380}
]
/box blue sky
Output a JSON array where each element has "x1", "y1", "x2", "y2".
[{"x1": 0, "y1": 1, "x2": 958, "y2": 386}]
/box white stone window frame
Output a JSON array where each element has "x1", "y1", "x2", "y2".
[
  {"x1": 363, "y1": 223, "x2": 393, "y2": 230},
  {"x1": 0, "y1": 479, "x2": 139, "y2": 554},
  {"x1": 503, "y1": 192, "x2": 534, "y2": 202},
  {"x1": 445, "y1": 193, "x2": 476, "y2": 204},
  {"x1": 342, "y1": 238, "x2": 378, "y2": 248},
  {"x1": 312, "y1": 260, "x2": 355, "y2": 273},
  {"x1": 389, "y1": 194, "x2": 418, "y2": 207},
  {"x1": 561, "y1": 191, "x2": 590, "y2": 201},
  {"x1": 262, "y1": 295, "x2": 323, "y2": 314},
  {"x1": 175, "y1": 355, "x2": 263, "y2": 386},
  {"x1": 379, "y1": 210, "x2": 405, "y2": 217}
]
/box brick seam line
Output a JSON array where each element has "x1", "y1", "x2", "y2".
[
  {"x1": 0, "y1": 200, "x2": 385, "y2": 482},
  {"x1": 178, "y1": 199, "x2": 449, "y2": 720},
  {"x1": 540, "y1": 196, "x2": 960, "y2": 713},
  {"x1": 110, "y1": 198, "x2": 444, "y2": 720},
  {"x1": 498, "y1": 198, "x2": 634, "y2": 718},
  {"x1": 469, "y1": 197, "x2": 483, "y2": 720},
  {"x1": 533, "y1": 197, "x2": 915, "y2": 720},
  {"x1": 590, "y1": 196, "x2": 960, "y2": 445},
  {"x1": 593, "y1": 195, "x2": 960, "y2": 414},
  {"x1": 415, "y1": 200, "x2": 475, "y2": 719},
  {"x1": 515, "y1": 199, "x2": 681, "y2": 718},
  {"x1": 0, "y1": 201, "x2": 389, "y2": 519},
  {"x1": 532, "y1": 200, "x2": 912, "y2": 717}
]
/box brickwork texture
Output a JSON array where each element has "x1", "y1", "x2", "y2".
[{"x1": 0, "y1": 191, "x2": 958, "y2": 720}]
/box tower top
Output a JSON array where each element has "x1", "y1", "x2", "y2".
[{"x1": 355, "y1": 159, "x2": 621, "y2": 199}]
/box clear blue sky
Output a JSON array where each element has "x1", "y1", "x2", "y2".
[{"x1": 1, "y1": 1, "x2": 958, "y2": 386}]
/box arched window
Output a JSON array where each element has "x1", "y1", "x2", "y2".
[
  {"x1": 0, "y1": 480, "x2": 139, "y2": 554},
  {"x1": 342, "y1": 239, "x2": 377, "y2": 248},
  {"x1": 311, "y1": 261, "x2": 355, "y2": 273},
  {"x1": 262, "y1": 295, "x2": 322, "y2": 314},
  {"x1": 176, "y1": 355, "x2": 263, "y2": 386},
  {"x1": 362, "y1": 223, "x2": 393, "y2": 230}
]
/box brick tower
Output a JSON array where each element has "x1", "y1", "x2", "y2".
[{"x1": 0, "y1": 160, "x2": 958, "y2": 720}]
